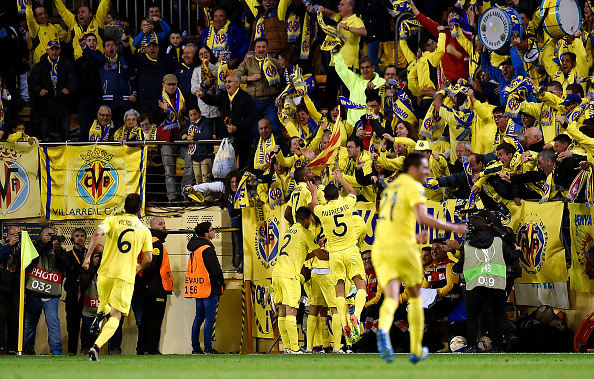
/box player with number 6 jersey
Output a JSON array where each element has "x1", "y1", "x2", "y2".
[{"x1": 82, "y1": 194, "x2": 153, "y2": 361}]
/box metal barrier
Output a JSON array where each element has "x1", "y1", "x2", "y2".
[{"x1": 75, "y1": 0, "x2": 201, "y2": 35}]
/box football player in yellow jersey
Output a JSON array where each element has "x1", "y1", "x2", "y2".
[
  {"x1": 273, "y1": 207, "x2": 326, "y2": 354},
  {"x1": 373, "y1": 153, "x2": 466, "y2": 364},
  {"x1": 82, "y1": 194, "x2": 153, "y2": 361},
  {"x1": 308, "y1": 170, "x2": 367, "y2": 350},
  {"x1": 284, "y1": 166, "x2": 316, "y2": 224}
]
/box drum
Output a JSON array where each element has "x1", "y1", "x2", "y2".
[
  {"x1": 540, "y1": 0, "x2": 582, "y2": 38},
  {"x1": 479, "y1": 6, "x2": 523, "y2": 52}
]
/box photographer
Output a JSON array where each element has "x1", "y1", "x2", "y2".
[
  {"x1": 454, "y1": 210, "x2": 521, "y2": 353},
  {"x1": 65, "y1": 228, "x2": 87, "y2": 355},
  {"x1": 23, "y1": 228, "x2": 68, "y2": 355},
  {"x1": 0, "y1": 227, "x2": 21, "y2": 355}
]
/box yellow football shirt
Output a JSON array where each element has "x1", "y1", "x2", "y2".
[
  {"x1": 97, "y1": 214, "x2": 153, "y2": 284},
  {"x1": 273, "y1": 223, "x2": 319, "y2": 278},
  {"x1": 313, "y1": 194, "x2": 357, "y2": 251},
  {"x1": 374, "y1": 173, "x2": 426, "y2": 250},
  {"x1": 287, "y1": 182, "x2": 312, "y2": 222}
]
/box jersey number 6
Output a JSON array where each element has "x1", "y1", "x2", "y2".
[{"x1": 117, "y1": 229, "x2": 134, "y2": 253}]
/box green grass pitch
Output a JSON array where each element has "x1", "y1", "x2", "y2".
[{"x1": 2, "y1": 354, "x2": 593, "y2": 378}]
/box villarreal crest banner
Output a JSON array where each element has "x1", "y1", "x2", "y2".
[
  {"x1": 0, "y1": 143, "x2": 41, "y2": 219},
  {"x1": 40, "y1": 145, "x2": 146, "y2": 220},
  {"x1": 243, "y1": 204, "x2": 290, "y2": 281},
  {"x1": 568, "y1": 203, "x2": 594, "y2": 293},
  {"x1": 512, "y1": 202, "x2": 567, "y2": 284}
]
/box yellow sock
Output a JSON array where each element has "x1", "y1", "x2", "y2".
[
  {"x1": 354, "y1": 289, "x2": 367, "y2": 321},
  {"x1": 94, "y1": 316, "x2": 120, "y2": 348},
  {"x1": 306, "y1": 315, "x2": 318, "y2": 350},
  {"x1": 331, "y1": 313, "x2": 342, "y2": 350},
  {"x1": 322, "y1": 316, "x2": 331, "y2": 347},
  {"x1": 278, "y1": 316, "x2": 289, "y2": 350},
  {"x1": 378, "y1": 296, "x2": 397, "y2": 331},
  {"x1": 285, "y1": 315, "x2": 299, "y2": 351},
  {"x1": 335, "y1": 296, "x2": 347, "y2": 326},
  {"x1": 408, "y1": 297, "x2": 424, "y2": 356},
  {"x1": 314, "y1": 315, "x2": 323, "y2": 346}
]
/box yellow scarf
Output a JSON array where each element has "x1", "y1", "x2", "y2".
[
  {"x1": 254, "y1": 15, "x2": 265, "y2": 39},
  {"x1": 254, "y1": 135, "x2": 276, "y2": 170},
  {"x1": 89, "y1": 119, "x2": 113, "y2": 142},
  {"x1": 139, "y1": 32, "x2": 158, "y2": 54},
  {"x1": 256, "y1": 56, "x2": 280, "y2": 85},
  {"x1": 114, "y1": 125, "x2": 141, "y2": 141},
  {"x1": 162, "y1": 88, "x2": 185, "y2": 130},
  {"x1": 217, "y1": 51, "x2": 230, "y2": 91},
  {"x1": 300, "y1": 13, "x2": 314, "y2": 59},
  {"x1": 287, "y1": 12, "x2": 300, "y2": 42},
  {"x1": 207, "y1": 20, "x2": 231, "y2": 57}
]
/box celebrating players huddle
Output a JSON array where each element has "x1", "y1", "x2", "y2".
[{"x1": 272, "y1": 154, "x2": 466, "y2": 363}]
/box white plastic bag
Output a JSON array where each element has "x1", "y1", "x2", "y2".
[{"x1": 212, "y1": 138, "x2": 237, "y2": 178}]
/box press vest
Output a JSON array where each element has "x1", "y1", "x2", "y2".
[
  {"x1": 463, "y1": 237, "x2": 507, "y2": 291},
  {"x1": 184, "y1": 245, "x2": 211, "y2": 298},
  {"x1": 82, "y1": 272, "x2": 99, "y2": 317},
  {"x1": 25, "y1": 252, "x2": 62, "y2": 297}
]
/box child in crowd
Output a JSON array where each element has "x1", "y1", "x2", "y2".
[
  {"x1": 7, "y1": 119, "x2": 37, "y2": 145},
  {"x1": 182, "y1": 106, "x2": 213, "y2": 185},
  {"x1": 166, "y1": 30, "x2": 185, "y2": 64}
]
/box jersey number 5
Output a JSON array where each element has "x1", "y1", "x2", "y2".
[
  {"x1": 117, "y1": 229, "x2": 134, "y2": 253},
  {"x1": 333, "y1": 214, "x2": 347, "y2": 237}
]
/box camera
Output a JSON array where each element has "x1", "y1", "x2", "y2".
[{"x1": 49, "y1": 233, "x2": 66, "y2": 243}]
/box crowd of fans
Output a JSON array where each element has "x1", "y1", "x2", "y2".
[
  {"x1": 0, "y1": 0, "x2": 591, "y2": 355},
  {"x1": 0, "y1": 0, "x2": 592, "y2": 208}
]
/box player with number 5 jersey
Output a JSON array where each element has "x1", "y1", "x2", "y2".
[
  {"x1": 82, "y1": 194, "x2": 153, "y2": 361},
  {"x1": 309, "y1": 171, "x2": 368, "y2": 351}
]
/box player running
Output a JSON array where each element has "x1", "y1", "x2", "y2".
[
  {"x1": 372, "y1": 153, "x2": 466, "y2": 364},
  {"x1": 82, "y1": 194, "x2": 153, "y2": 361}
]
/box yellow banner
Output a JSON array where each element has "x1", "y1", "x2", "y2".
[
  {"x1": 0, "y1": 143, "x2": 40, "y2": 219},
  {"x1": 569, "y1": 203, "x2": 594, "y2": 293},
  {"x1": 243, "y1": 204, "x2": 289, "y2": 281},
  {"x1": 40, "y1": 145, "x2": 146, "y2": 220},
  {"x1": 513, "y1": 202, "x2": 567, "y2": 284},
  {"x1": 252, "y1": 279, "x2": 275, "y2": 339}
]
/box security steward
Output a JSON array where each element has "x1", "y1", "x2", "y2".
[
  {"x1": 137, "y1": 217, "x2": 173, "y2": 355},
  {"x1": 185, "y1": 222, "x2": 225, "y2": 354}
]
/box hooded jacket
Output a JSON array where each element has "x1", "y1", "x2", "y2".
[{"x1": 187, "y1": 236, "x2": 225, "y2": 296}]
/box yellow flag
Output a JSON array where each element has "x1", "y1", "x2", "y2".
[
  {"x1": 514, "y1": 202, "x2": 567, "y2": 284},
  {"x1": 40, "y1": 145, "x2": 146, "y2": 220},
  {"x1": 569, "y1": 203, "x2": 594, "y2": 293},
  {"x1": 20, "y1": 231, "x2": 38, "y2": 270}
]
